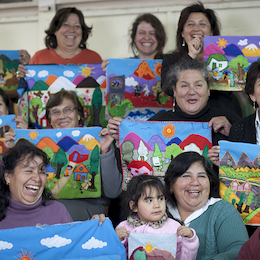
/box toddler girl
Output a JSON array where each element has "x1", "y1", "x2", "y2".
[{"x1": 115, "y1": 174, "x2": 199, "y2": 260}]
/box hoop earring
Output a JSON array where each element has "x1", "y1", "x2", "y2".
[
  {"x1": 172, "y1": 97, "x2": 175, "y2": 112},
  {"x1": 182, "y1": 38, "x2": 185, "y2": 47}
]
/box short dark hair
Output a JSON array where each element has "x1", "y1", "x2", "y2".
[
  {"x1": 163, "y1": 58, "x2": 209, "y2": 97},
  {"x1": 130, "y1": 13, "x2": 166, "y2": 59},
  {"x1": 0, "y1": 139, "x2": 52, "y2": 221},
  {"x1": 45, "y1": 7, "x2": 92, "y2": 49},
  {"x1": 164, "y1": 151, "x2": 219, "y2": 207},
  {"x1": 46, "y1": 90, "x2": 84, "y2": 126},
  {"x1": 175, "y1": 1, "x2": 220, "y2": 56},
  {"x1": 121, "y1": 175, "x2": 166, "y2": 219}
]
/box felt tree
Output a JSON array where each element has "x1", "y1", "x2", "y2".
[
  {"x1": 30, "y1": 97, "x2": 42, "y2": 124},
  {"x1": 121, "y1": 140, "x2": 134, "y2": 164},
  {"x1": 137, "y1": 140, "x2": 148, "y2": 161},
  {"x1": 229, "y1": 55, "x2": 249, "y2": 83},
  {"x1": 55, "y1": 148, "x2": 68, "y2": 179},
  {"x1": 92, "y1": 87, "x2": 102, "y2": 126},
  {"x1": 153, "y1": 142, "x2": 162, "y2": 168},
  {"x1": 88, "y1": 145, "x2": 100, "y2": 191},
  {"x1": 164, "y1": 143, "x2": 182, "y2": 167}
]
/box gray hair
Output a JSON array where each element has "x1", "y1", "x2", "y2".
[{"x1": 162, "y1": 58, "x2": 210, "y2": 97}]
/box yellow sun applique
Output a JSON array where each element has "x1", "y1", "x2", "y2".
[
  {"x1": 162, "y1": 123, "x2": 175, "y2": 139},
  {"x1": 16, "y1": 249, "x2": 35, "y2": 260},
  {"x1": 153, "y1": 61, "x2": 162, "y2": 77},
  {"x1": 79, "y1": 65, "x2": 95, "y2": 77},
  {"x1": 28, "y1": 130, "x2": 39, "y2": 140},
  {"x1": 216, "y1": 38, "x2": 227, "y2": 49},
  {"x1": 143, "y1": 241, "x2": 156, "y2": 253}
]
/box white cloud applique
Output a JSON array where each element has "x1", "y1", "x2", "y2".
[
  {"x1": 0, "y1": 241, "x2": 13, "y2": 250},
  {"x1": 63, "y1": 70, "x2": 75, "y2": 77},
  {"x1": 56, "y1": 132, "x2": 62, "y2": 138},
  {"x1": 238, "y1": 39, "x2": 248, "y2": 46},
  {"x1": 38, "y1": 70, "x2": 49, "y2": 78},
  {"x1": 126, "y1": 76, "x2": 138, "y2": 87},
  {"x1": 40, "y1": 234, "x2": 71, "y2": 248},
  {"x1": 26, "y1": 69, "x2": 36, "y2": 77},
  {"x1": 82, "y1": 237, "x2": 107, "y2": 250},
  {"x1": 72, "y1": 130, "x2": 81, "y2": 137}
]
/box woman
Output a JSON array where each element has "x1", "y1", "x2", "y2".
[
  {"x1": 0, "y1": 88, "x2": 27, "y2": 129},
  {"x1": 0, "y1": 140, "x2": 104, "y2": 229},
  {"x1": 4, "y1": 90, "x2": 121, "y2": 222},
  {"x1": 17, "y1": 7, "x2": 102, "y2": 78},
  {"x1": 161, "y1": 2, "x2": 243, "y2": 116},
  {"x1": 165, "y1": 151, "x2": 248, "y2": 260},
  {"x1": 130, "y1": 13, "x2": 166, "y2": 59}
]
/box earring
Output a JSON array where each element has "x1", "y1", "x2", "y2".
[
  {"x1": 172, "y1": 97, "x2": 175, "y2": 112},
  {"x1": 182, "y1": 38, "x2": 185, "y2": 47},
  {"x1": 253, "y1": 101, "x2": 256, "y2": 111},
  {"x1": 6, "y1": 182, "x2": 9, "y2": 186}
]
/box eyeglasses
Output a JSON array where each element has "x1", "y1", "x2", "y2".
[{"x1": 50, "y1": 107, "x2": 76, "y2": 117}]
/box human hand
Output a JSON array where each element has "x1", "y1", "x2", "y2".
[
  {"x1": 3, "y1": 131, "x2": 16, "y2": 149},
  {"x1": 116, "y1": 226, "x2": 130, "y2": 241},
  {"x1": 19, "y1": 50, "x2": 31, "y2": 65},
  {"x1": 16, "y1": 64, "x2": 27, "y2": 79},
  {"x1": 207, "y1": 145, "x2": 220, "y2": 167},
  {"x1": 187, "y1": 35, "x2": 203, "y2": 59},
  {"x1": 90, "y1": 213, "x2": 106, "y2": 226},
  {"x1": 177, "y1": 226, "x2": 194, "y2": 238},
  {"x1": 101, "y1": 59, "x2": 109, "y2": 73},
  {"x1": 107, "y1": 117, "x2": 122, "y2": 143},
  {"x1": 208, "y1": 116, "x2": 232, "y2": 137},
  {"x1": 99, "y1": 127, "x2": 114, "y2": 154},
  {"x1": 14, "y1": 116, "x2": 28, "y2": 129}
]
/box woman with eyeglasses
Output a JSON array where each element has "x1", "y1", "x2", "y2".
[{"x1": 3, "y1": 90, "x2": 122, "y2": 222}]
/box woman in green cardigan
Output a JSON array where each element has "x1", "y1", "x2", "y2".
[{"x1": 165, "y1": 152, "x2": 248, "y2": 260}]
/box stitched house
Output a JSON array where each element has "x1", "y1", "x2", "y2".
[
  {"x1": 231, "y1": 180, "x2": 251, "y2": 192},
  {"x1": 206, "y1": 53, "x2": 228, "y2": 72},
  {"x1": 46, "y1": 165, "x2": 55, "y2": 180},
  {"x1": 127, "y1": 160, "x2": 153, "y2": 176},
  {"x1": 74, "y1": 163, "x2": 89, "y2": 181},
  {"x1": 68, "y1": 144, "x2": 90, "y2": 163},
  {"x1": 39, "y1": 110, "x2": 51, "y2": 128}
]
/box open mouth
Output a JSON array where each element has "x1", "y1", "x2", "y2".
[
  {"x1": 142, "y1": 43, "x2": 152, "y2": 47},
  {"x1": 25, "y1": 185, "x2": 39, "y2": 193},
  {"x1": 66, "y1": 35, "x2": 76, "y2": 39}
]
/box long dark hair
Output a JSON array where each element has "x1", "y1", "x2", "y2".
[
  {"x1": 0, "y1": 139, "x2": 53, "y2": 221},
  {"x1": 45, "y1": 7, "x2": 92, "y2": 49},
  {"x1": 174, "y1": 1, "x2": 220, "y2": 57},
  {"x1": 121, "y1": 175, "x2": 166, "y2": 220},
  {"x1": 164, "y1": 152, "x2": 219, "y2": 208},
  {"x1": 130, "y1": 13, "x2": 166, "y2": 59}
]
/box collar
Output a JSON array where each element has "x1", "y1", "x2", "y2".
[
  {"x1": 167, "y1": 197, "x2": 221, "y2": 226},
  {"x1": 174, "y1": 101, "x2": 211, "y2": 120},
  {"x1": 127, "y1": 212, "x2": 168, "y2": 229},
  {"x1": 255, "y1": 109, "x2": 260, "y2": 145},
  {"x1": 9, "y1": 197, "x2": 43, "y2": 212}
]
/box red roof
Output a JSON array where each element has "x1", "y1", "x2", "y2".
[{"x1": 127, "y1": 160, "x2": 153, "y2": 171}]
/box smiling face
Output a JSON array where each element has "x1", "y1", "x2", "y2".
[
  {"x1": 181, "y1": 12, "x2": 212, "y2": 46},
  {"x1": 5, "y1": 155, "x2": 47, "y2": 205},
  {"x1": 134, "y1": 21, "x2": 158, "y2": 59},
  {"x1": 174, "y1": 69, "x2": 210, "y2": 115},
  {"x1": 49, "y1": 98, "x2": 80, "y2": 129},
  {"x1": 171, "y1": 161, "x2": 210, "y2": 221},
  {"x1": 55, "y1": 13, "x2": 82, "y2": 50},
  {"x1": 0, "y1": 95, "x2": 8, "y2": 115},
  {"x1": 130, "y1": 186, "x2": 166, "y2": 222}
]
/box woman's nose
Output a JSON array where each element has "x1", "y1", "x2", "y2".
[{"x1": 188, "y1": 86, "x2": 196, "y2": 94}]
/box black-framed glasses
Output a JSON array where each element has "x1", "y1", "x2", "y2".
[{"x1": 50, "y1": 107, "x2": 76, "y2": 117}]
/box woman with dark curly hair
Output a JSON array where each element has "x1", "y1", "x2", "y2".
[{"x1": 17, "y1": 7, "x2": 102, "y2": 78}]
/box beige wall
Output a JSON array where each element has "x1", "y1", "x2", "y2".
[{"x1": 0, "y1": 0, "x2": 259, "y2": 60}]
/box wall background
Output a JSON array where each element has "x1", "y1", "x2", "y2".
[{"x1": 0, "y1": 0, "x2": 259, "y2": 60}]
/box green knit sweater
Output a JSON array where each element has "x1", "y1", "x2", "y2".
[{"x1": 190, "y1": 200, "x2": 249, "y2": 260}]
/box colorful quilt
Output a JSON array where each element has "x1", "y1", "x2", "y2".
[
  {"x1": 128, "y1": 233, "x2": 177, "y2": 259},
  {"x1": 219, "y1": 140, "x2": 260, "y2": 224},
  {"x1": 15, "y1": 127, "x2": 102, "y2": 199},
  {"x1": 0, "y1": 50, "x2": 23, "y2": 97},
  {"x1": 0, "y1": 218, "x2": 126, "y2": 260},
  {"x1": 203, "y1": 36, "x2": 260, "y2": 91},
  {"x1": 119, "y1": 120, "x2": 212, "y2": 190},
  {"x1": 19, "y1": 63, "x2": 107, "y2": 128},
  {"x1": 106, "y1": 59, "x2": 172, "y2": 120}
]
